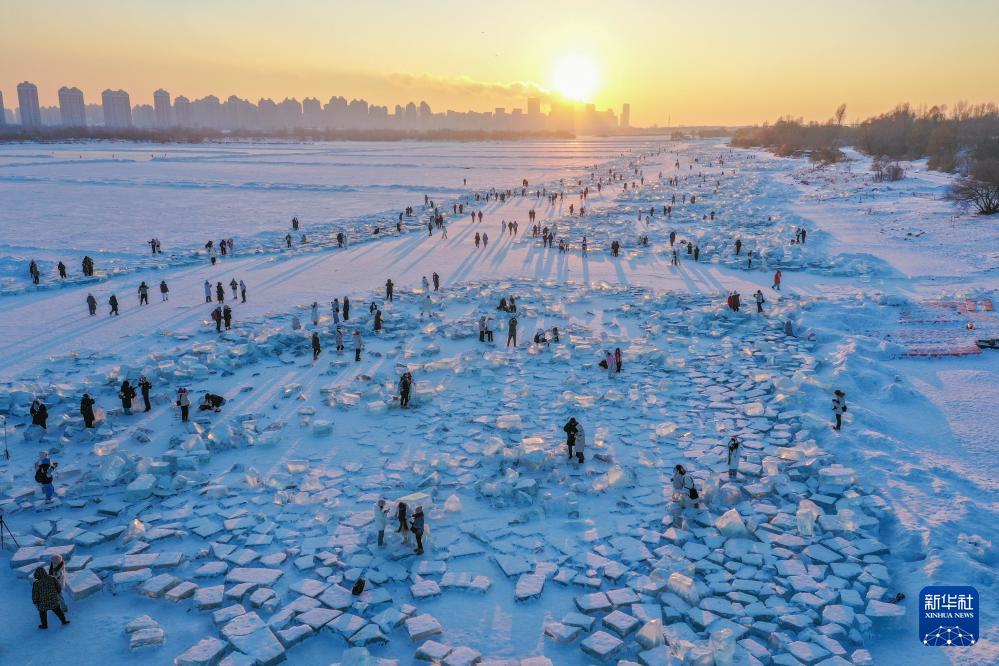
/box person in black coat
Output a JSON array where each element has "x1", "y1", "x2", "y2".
[
  {"x1": 199, "y1": 393, "x2": 225, "y2": 412},
  {"x1": 109, "y1": 294, "x2": 119, "y2": 316},
  {"x1": 374, "y1": 309, "x2": 383, "y2": 332},
  {"x1": 563, "y1": 417, "x2": 578, "y2": 459},
  {"x1": 399, "y1": 371, "x2": 413, "y2": 408},
  {"x1": 507, "y1": 316, "x2": 518, "y2": 347},
  {"x1": 80, "y1": 394, "x2": 95, "y2": 428},
  {"x1": 343, "y1": 296, "x2": 350, "y2": 321},
  {"x1": 410, "y1": 506, "x2": 426, "y2": 555},
  {"x1": 32, "y1": 567, "x2": 69, "y2": 629},
  {"x1": 30, "y1": 399, "x2": 48, "y2": 429},
  {"x1": 119, "y1": 380, "x2": 136, "y2": 415},
  {"x1": 86, "y1": 293, "x2": 97, "y2": 315},
  {"x1": 311, "y1": 332, "x2": 321, "y2": 360},
  {"x1": 138, "y1": 376, "x2": 152, "y2": 412}
]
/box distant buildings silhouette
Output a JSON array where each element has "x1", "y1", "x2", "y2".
[{"x1": 1, "y1": 81, "x2": 633, "y2": 134}]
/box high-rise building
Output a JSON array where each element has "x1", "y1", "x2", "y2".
[
  {"x1": 173, "y1": 96, "x2": 191, "y2": 127},
  {"x1": 302, "y1": 97, "x2": 322, "y2": 128},
  {"x1": 620, "y1": 103, "x2": 631, "y2": 129},
  {"x1": 278, "y1": 97, "x2": 303, "y2": 129},
  {"x1": 17, "y1": 81, "x2": 42, "y2": 127},
  {"x1": 102, "y1": 89, "x2": 133, "y2": 127},
  {"x1": 153, "y1": 89, "x2": 172, "y2": 127},
  {"x1": 527, "y1": 98, "x2": 541, "y2": 117},
  {"x1": 58, "y1": 86, "x2": 87, "y2": 127},
  {"x1": 133, "y1": 104, "x2": 156, "y2": 128},
  {"x1": 0, "y1": 90, "x2": 6, "y2": 126}
]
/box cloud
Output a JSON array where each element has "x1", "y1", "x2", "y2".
[{"x1": 383, "y1": 72, "x2": 554, "y2": 105}]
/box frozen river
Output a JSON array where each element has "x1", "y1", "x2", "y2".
[{"x1": 0, "y1": 138, "x2": 657, "y2": 261}]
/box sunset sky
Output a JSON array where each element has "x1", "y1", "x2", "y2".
[{"x1": 3, "y1": 0, "x2": 998, "y2": 126}]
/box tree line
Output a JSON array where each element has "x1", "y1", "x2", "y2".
[{"x1": 731, "y1": 103, "x2": 999, "y2": 215}]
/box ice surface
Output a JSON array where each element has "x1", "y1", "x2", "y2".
[{"x1": 2, "y1": 139, "x2": 992, "y2": 666}]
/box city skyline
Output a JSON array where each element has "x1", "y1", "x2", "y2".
[
  {"x1": 3, "y1": 1, "x2": 997, "y2": 126},
  {"x1": 1, "y1": 80, "x2": 632, "y2": 134}
]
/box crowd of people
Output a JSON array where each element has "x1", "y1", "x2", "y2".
[{"x1": 18, "y1": 147, "x2": 840, "y2": 619}]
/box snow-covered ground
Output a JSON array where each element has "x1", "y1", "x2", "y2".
[{"x1": 0, "y1": 138, "x2": 995, "y2": 666}]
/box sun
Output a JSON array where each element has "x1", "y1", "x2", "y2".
[{"x1": 552, "y1": 54, "x2": 599, "y2": 102}]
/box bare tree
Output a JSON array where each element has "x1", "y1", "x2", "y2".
[
  {"x1": 946, "y1": 178, "x2": 999, "y2": 215},
  {"x1": 834, "y1": 104, "x2": 847, "y2": 127}
]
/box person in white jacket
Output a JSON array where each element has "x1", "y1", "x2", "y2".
[
  {"x1": 421, "y1": 295, "x2": 433, "y2": 319},
  {"x1": 574, "y1": 423, "x2": 586, "y2": 464},
  {"x1": 373, "y1": 499, "x2": 388, "y2": 547},
  {"x1": 726, "y1": 436, "x2": 741, "y2": 479},
  {"x1": 353, "y1": 330, "x2": 363, "y2": 362},
  {"x1": 832, "y1": 389, "x2": 847, "y2": 430},
  {"x1": 311, "y1": 302, "x2": 320, "y2": 326}
]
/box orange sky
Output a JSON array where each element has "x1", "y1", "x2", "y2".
[{"x1": 2, "y1": 0, "x2": 997, "y2": 126}]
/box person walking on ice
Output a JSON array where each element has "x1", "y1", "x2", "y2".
[
  {"x1": 572, "y1": 420, "x2": 586, "y2": 463},
  {"x1": 160, "y1": 280, "x2": 169, "y2": 301},
  {"x1": 230, "y1": 278, "x2": 238, "y2": 299},
  {"x1": 109, "y1": 294, "x2": 119, "y2": 316},
  {"x1": 507, "y1": 315, "x2": 518, "y2": 347},
  {"x1": 32, "y1": 566, "x2": 69, "y2": 629},
  {"x1": 34, "y1": 452, "x2": 58, "y2": 501},
  {"x1": 311, "y1": 331, "x2": 321, "y2": 360},
  {"x1": 138, "y1": 375, "x2": 152, "y2": 412},
  {"x1": 754, "y1": 289, "x2": 765, "y2": 313},
  {"x1": 119, "y1": 380, "x2": 136, "y2": 415},
  {"x1": 216, "y1": 281, "x2": 225, "y2": 303},
  {"x1": 138, "y1": 281, "x2": 150, "y2": 305},
  {"x1": 421, "y1": 295, "x2": 433, "y2": 319},
  {"x1": 832, "y1": 389, "x2": 847, "y2": 430},
  {"x1": 373, "y1": 499, "x2": 388, "y2": 547},
  {"x1": 411, "y1": 505, "x2": 426, "y2": 555},
  {"x1": 239, "y1": 280, "x2": 247, "y2": 303},
  {"x1": 80, "y1": 393, "x2": 95, "y2": 428},
  {"x1": 422, "y1": 275, "x2": 430, "y2": 292},
  {"x1": 671, "y1": 464, "x2": 698, "y2": 509},
  {"x1": 396, "y1": 502, "x2": 411, "y2": 544},
  {"x1": 86, "y1": 293, "x2": 97, "y2": 315},
  {"x1": 335, "y1": 327, "x2": 344, "y2": 353},
  {"x1": 772, "y1": 269, "x2": 782, "y2": 291},
  {"x1": 204, "y1": 280, "x2": 212, "y2": 303},
  {"x1": 31, "y1": 398, "x2": 48, "y2": 429},
  {"x1": 563, "y1": 417, "x2": 579, "y2": 460},
  {"x1": 176, "y1": 388, "x2": 190, "y2": 422},
  {"x1": 311, "y1": 302, "x2": 320, "y2": 327},
  {"x1": 353, "y1": 330, "x2": 363, "y2": 362},
  {"x1": 399, "y1": 370, "x2": 413, "y2": 408},
  {"x1": 385, "y1": 279, "x2": 394, "y2": 302},
  {"x1": 727, "y1": 436, "x2": 741, "y2": 479},
  {"x1": 602, "y1": 351, "x2": 616, "y2": 379}
]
